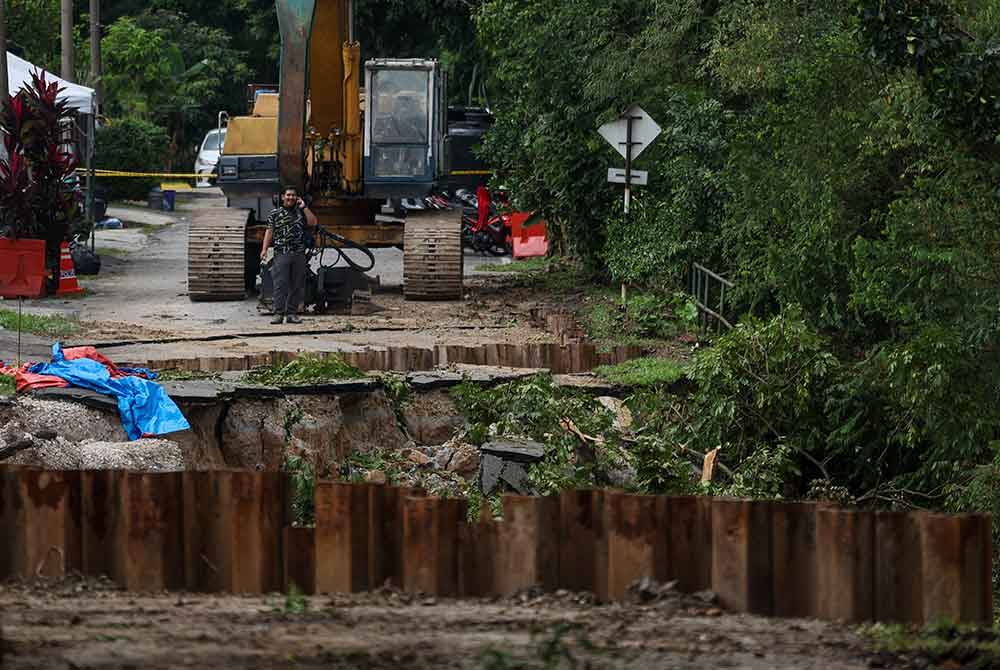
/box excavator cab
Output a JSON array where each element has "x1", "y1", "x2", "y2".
[{"x1": 364, "y1": 59, "x2": 445, "y2": 199}]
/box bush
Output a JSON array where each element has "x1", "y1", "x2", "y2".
[
  {"x1": 679, "y1": 310, "x2": 840, "y2": 491},
  {"x1": 95, "y1": 118, "x2": 170, "y2": 201}
]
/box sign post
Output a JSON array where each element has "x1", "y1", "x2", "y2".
[{"x1": 598, "y1": 104, "x2": 662, "y2": 304}]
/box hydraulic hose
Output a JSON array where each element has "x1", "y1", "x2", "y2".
[{"x1": 314, "y1": 227, "x2": 376, "y2": 273}]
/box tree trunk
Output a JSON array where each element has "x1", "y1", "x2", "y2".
[
  {"x1": 89, "y1": 0, "x2": 101, "y2": 109},
  {"x1": 0, "y1": 0, "x2": 9, "y2": 102},
  {"x1": 61, "y1": 0, "x2": 73, "y2": 81}
]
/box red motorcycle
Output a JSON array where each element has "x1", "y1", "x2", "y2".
[{"x1": 461, "y1": 186, "x2": 512, "y2": 256}]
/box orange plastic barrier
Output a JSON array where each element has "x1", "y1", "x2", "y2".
[
  {"x1": 510, "y1": 212, "x2": 549, "y2": 259},
  {"x1": 0, "y1": 238, "x2": 46, "y2": 298}
]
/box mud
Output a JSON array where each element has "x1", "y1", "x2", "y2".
[{"x1": 0, "y1": 577, "x2": 894, "y2": 669}]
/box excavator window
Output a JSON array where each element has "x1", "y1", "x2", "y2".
[{"x1": 369, "y1": 69, "x2": 431, "y2": 178}]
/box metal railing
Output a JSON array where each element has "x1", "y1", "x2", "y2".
[{"x1": 690, "y1": 262, "x2": 734, "y2": 331}]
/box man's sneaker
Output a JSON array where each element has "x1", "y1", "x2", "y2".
[
  {"x1": 286, "y1": 314, "x2": 302, "y2": 324},
  {"x1": 270, "y1": 314, "x2": 285, "y2": 324}
]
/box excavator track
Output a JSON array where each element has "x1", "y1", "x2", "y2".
[
  {"x1": 188, "y1": 208, "x2": 250, "y2": 302},
  {"x1": 403, "y1": 210, "x2": 463, "y2": 301}
]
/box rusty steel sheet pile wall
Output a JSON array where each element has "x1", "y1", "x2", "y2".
[
  {"x1": 134, "y1": 342, "x2": 647, "y2": 375},
  {"x1": 0, "y1": 465, "x2": 992, "y2": 625}
]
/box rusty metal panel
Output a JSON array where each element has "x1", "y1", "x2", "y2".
[
  {"x1": 558, "y1": 489, "x2": 605, "y2": 593},
  {"x1": 920, "y1": 512, "x2": 993, "y2": 625},
  {"x1": 711, "y1": 498, "x2": 773, "y2": 615},
  {"x1": 667, "y1": 496, "x2": 713, "y2": 593},
  {"x1": 771, "y1": 501, "x2": 818, "y2": 618},
  {"x1": 604, "y1": 493, "x2": 668, "y2": 601},
  {"x1": 816, "y1": 508, "x2": 874, "y2": 622},
  {"x1": 495, "y1": 495, "x2": 560, "y2": 596}
]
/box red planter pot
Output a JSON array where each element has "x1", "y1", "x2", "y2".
[{"x1": 0, "y1": 238, "x2": 47, "y2": 298}]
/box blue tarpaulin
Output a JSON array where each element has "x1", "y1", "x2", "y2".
[{"x1": 30, "y1": 343, "x2": 190, "y2": 440}]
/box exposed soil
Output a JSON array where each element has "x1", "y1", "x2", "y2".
[{"x1": 0, "y1": 576, "x2": 894, "y2": 669}]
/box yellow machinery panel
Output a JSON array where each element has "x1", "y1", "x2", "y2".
[
  {"x1": 224, "y1": 117, "x2": 279, "y2": 156},
  {"x1": 252, "y1": 93, "x2": 279, "y2": 118},
  {"x1": 309, "y1": 0, "x2": 348, "y2": 137}
]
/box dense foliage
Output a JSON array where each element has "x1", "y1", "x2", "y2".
[
  {"x1": 94, "y1": 118, "x2": 169, "y2": 199},
  {"x1": 476, "y1": 0, "x2": 1000, "y2": 535}
]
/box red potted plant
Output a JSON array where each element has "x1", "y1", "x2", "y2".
[{"x1": 0, "y1": 71, "x2": 82, "y2": 298}]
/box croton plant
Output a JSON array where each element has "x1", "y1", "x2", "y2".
[{"x1": 0, "y1": 71, "x2": 83, "y2": 287}]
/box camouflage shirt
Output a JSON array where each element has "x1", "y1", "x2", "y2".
[{"x1": 267, "y1": 206, "x2": 310, "y2": 253}]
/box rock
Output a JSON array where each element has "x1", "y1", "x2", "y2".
[
  {"x1": 430, "y1": 446, "x2": 455, "y2": 470},
  {"x1": 607, "y1": 462, "x2": 637, "y2": 488},
  {"x1": 480, "y1": 453, "x2": 504, "y2": 494},
  {"x1": 401, "y1": 390, "x2": 466, "y2": 445},
  {"x1": 404, "y1": 449, "x2": 431, "y2": 466},
  {"x1": 481, "y1": 439, "x2": 545, "y2": 463},
  {"x1": 365, "y1": 470, "x2": 387, "y2": 485},
  {"x1": 693, "y1": 590, "x2": 718, "y2": 605},
  {"x1": 597, "y1": 396, "x2": 633, "y2": 431},
  {"x1": 447, "y1": 444, "x2": 481, "y2": 477},
  {"x1": 627, "y1": 577, "x2": 678, "y2": 603},
  {"x1": 33, "y1": 427, "x2": 58, "y2": 440}
]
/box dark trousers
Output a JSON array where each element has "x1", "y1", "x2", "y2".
[{"x1": 272, "y1": 251, "x2": 307, "y2": 315}]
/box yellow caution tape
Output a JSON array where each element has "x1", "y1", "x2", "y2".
[
  {"x1": 449, "y1": 169, "x2": 492, "y2": 176},
  {"x1": 83, "y1": 169, "x2": 206, "y2": 179}
]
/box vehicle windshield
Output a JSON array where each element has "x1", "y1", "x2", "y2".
[
  {"x1": 371, "y1": 69, "x2": 430, "y2": 145},
  {"x1": 202, "y1": 131, "x2": 225, "y2": 151}
]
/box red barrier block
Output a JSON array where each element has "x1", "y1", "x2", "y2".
[
  {"x1": 182, "y1": 470, "x2": 285, "y2": 593},
  {"x1": 667, "y1": 496, "x2": 713, "y2": 593},
  {"x1": 402, "y1": 497, "x2": 466, "y2": 596},
  {"x1": 874, "y1": 511, "x2": 923, "y2": 623},
  {"x1": 0, "y1": 468, "x2": 81, "y2": 579},
  {"x1": 919, "y1": 513, "x2": 992, "y2": 625},
  {"x1": 494, "y1": 496, "x2": 560, "y2": 597},
  {"x1": 816, "y1": 508, "x2": 874, "y2": 622},
  {"x1": 558, "y1": 489, "x2": 605, "y2": 594},
  {"x1": 605, "y1": 493, "x2": 668, "y2": 601},
  {"x1": 315, "y1": 482, "x2": 371, "y2": 593},
  {"x1": 283, "y1": 526, "x2": 316, "y2": 595},
  {"x1": 771, "y1": 501, "x2": 818, "y2": 618},
  {"x1": 711, "y1": 498, "x2": 773, "y2": 615}
]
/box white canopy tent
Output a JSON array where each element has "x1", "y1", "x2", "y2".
[{"x1": 6, "y1": 51, "x2": 95, "y2": 113}]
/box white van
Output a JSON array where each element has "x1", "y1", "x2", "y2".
[{"x1": 194, "y1": 128, "x2": 226, "y2": 186}]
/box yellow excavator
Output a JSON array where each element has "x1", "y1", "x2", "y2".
[{"x1": 187, "y1": 0, "x2": 463, "y2": 305}]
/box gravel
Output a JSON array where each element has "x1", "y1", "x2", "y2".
[
  {"x1": 17, "y1": 397, "x2": 128, "y2": 443},
  {"x1": 1, "y1": 397, "x2": 185, "y2": 471}
]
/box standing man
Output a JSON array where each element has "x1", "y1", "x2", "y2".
[{"x1": 260, "y1": 186, "x2": 318, "y2": 324}]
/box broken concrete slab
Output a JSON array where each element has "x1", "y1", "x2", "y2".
[
  {"x1": 406, "y1": 371, "x2": 464, "y2": 390},
  {"x1": 482, "y1": 439, "x2": 545, "y2": 463},
  {"x1": 159, "y1": 380, "x2": 224, "y2": 403},
  {"x1": 500, "y1": 462, "x2": 532, "y2": 495},
  {"x1": 480, "y1": 454, "x2": 503, "y2": 495}
]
